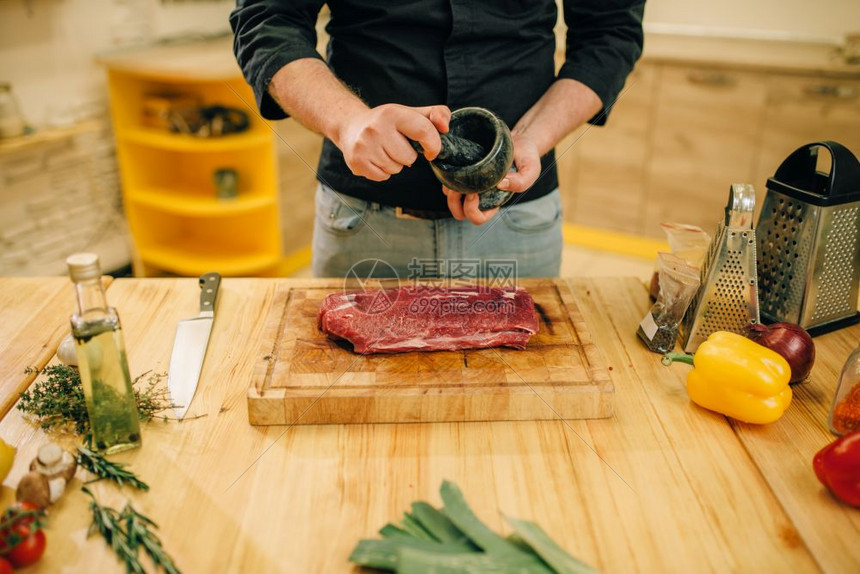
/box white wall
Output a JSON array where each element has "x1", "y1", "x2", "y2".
[{"x1": 0, "y1": 0, "x2": 234, "y2": 128}]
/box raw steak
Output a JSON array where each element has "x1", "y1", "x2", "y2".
[{"x1": 318, "y1": 286, "x2": 539, "y2": 354}]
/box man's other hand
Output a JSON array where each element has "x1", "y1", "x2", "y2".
[{"x1": 444, "y1": 133, "x2": 540, "y2": 225}]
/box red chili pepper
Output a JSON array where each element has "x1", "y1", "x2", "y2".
[{"x1": 813, "y1": 430, "x2": 860, "y2": 507}]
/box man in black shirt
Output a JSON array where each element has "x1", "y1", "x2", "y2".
[{"x1": 230, "y1": 1, "x2": 644, "y2": 278}]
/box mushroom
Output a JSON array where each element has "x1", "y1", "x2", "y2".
[
  {"x1": 29, "y1": 443, "x2": 77, "y2": 482},
  {"x1": 19, "y1": 444, "x2": 77, "y2": 509},
  {"x1": 16, "y1": 472, "x2": 51, "y2": 510}
]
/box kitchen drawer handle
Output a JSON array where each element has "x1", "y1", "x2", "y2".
[
  {"x1": 686, "y1": 70, "x2": 737, "y2": 87},
  {"x1": 802, "y1": 84, "x2": 858, "y2": 99}
]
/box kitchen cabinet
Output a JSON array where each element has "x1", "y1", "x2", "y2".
[
  {"x1": 563, "y1": 64, "x2": 656, "y2": 233},
  {"x1": 99, "y1": 42, "x2": 282, "y2": 277},
  {"x1": 643, "y1": 65, "x2": 767, "y2": 234},
  {"x1": 562, "y1": 35, "x2": 860, "y2": 239},
  {"x1": 273, "y1": 120, "x2": 322, "y2": 254},
  {"x1": 754, "y1": 74, "x2": 860, "y2": 218}
]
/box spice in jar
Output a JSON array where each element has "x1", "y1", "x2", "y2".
[
  {"x1": 831, "y1": 382, "x2": 860, "y2": 435},
  {"x1": 829, "y1": 344, "x2": 860, "y2": 435}
]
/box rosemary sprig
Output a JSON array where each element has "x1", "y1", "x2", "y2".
[
  {"x1": 82, "y1": 487, "x2": 146, "y2": 574},
  {"x1": 76, "y1": 440, "x2": 149, "y2": 491},
  {"x1": 19, "y1": 365, "x2": 174, "y2": 436},
  {"x1": 123, "y1": 504, "x2": 181, "y2": 574}
]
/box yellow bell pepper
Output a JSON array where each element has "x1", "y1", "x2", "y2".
[{"x1": 663, "y1": 331, "x2": 792, "y2": 424}]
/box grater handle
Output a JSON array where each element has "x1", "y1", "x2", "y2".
[
  {"x1": 772, "y1": 141, "x2": 860, "y2": 200},
  {"x1": 725, "y1": 183, "x2": 755, "y2": 228}
]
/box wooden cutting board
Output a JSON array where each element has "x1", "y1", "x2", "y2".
[{"x1": 248, "y1": 279, "x2": 613, "y2": 424}]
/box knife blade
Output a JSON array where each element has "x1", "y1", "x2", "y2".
[{"x1": 168, "y1": 272, "x2": 221, "y2": 420}]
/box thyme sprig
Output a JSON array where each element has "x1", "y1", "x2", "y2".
[
  {"x1": 76, "y1": 438, "x2": 149, "y2": 491},
  {"x1": 19, "y1": 365, "x2": 174, "y2": 435}
]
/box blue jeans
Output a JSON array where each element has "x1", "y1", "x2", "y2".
[{"x1": 312, "y1": 184, "x2": 562, "y2": 279}]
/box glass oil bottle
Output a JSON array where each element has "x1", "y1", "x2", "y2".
[{"x1": 66, "y1": 253, "x2": 141, "y2": 454}]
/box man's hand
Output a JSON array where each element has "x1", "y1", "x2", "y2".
[
  {"x1": 443, "y1": 133, "x2": 541, "y2": 225},
  {"x1": 334, "y1": 104, "x2": 451, "y2": 182}
]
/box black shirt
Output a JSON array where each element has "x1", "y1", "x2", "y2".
[{"x1": 230, "y1": 0, "x2": 644, "y2": 212}]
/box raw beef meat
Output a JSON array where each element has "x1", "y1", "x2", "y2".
[{"x1": 318, "y1": 286, "x2": 539, "y2": 354}]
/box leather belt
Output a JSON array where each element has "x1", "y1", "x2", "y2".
[{"x1": 394, "y1": 207, "x2": 452, "y2": 221}]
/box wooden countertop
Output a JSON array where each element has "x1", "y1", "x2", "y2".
[
  {"x1": 96, "y1": 38, "x2": 241, "y2": 81},
  {"x1": 641, "y1": 33, "x2": 860, "y2": 77},
  {"x1": 0, "y1": 276, "x2": 857, "y2": 572}
]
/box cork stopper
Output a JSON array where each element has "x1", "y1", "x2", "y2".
[
  {"x1": 37, "y1": 443, "x2": 62, "y2": 467},
  {"x1": 66, "y1": 253, "x2": 101, "y2": 282}
]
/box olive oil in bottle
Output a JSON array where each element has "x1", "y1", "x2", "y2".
[{"x1": 67, "y1": 253, "x2": 141, "y2": 454}]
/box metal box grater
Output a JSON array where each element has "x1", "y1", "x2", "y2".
[
  {"x1": 680, "y1": 183, "x2": 760, "y2": 353},
  {"x1": 756, "y1": 141, "x2": 860, "y2": 336}
]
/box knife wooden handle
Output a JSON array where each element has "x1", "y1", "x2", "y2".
[{"x1": 199, "y1": 272, "x2": 221, "y2": 314}]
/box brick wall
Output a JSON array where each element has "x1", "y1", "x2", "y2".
[
  {"x1": 0, "y1": 119, "x2": 131, "y2": 276},
  {"x1": 0, "y1": 0, "x2": 237, "y2": 277}
]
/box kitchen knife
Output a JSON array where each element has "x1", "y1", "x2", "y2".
[{"x1": 168, "y1": 272, "x2": 221, "y2": 420}]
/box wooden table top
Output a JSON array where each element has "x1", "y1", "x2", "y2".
[
  {"x1": 641, "y1": 33, "x2": 860, "y2": 77},
  {"x1": 0, "y1": 276, "x2": 857, "y2": 573}
]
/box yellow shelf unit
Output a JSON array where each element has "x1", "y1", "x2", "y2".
[
  {"x1": 127, "y1": 204, "x2": 281, "y2": 276},
  {"x1": 128, "y1": 188, "x2": 276, "y2": 217},
  {"x1": 103, "y1": 55, "x2": 281, "y2": 277},
  {"x1": 121, "y1": 127, "x2": 273, "y2": 152}
]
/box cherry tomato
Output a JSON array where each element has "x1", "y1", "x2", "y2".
[
  {"x1": 6, "y1": 529, "x2": 46, "y2": 568},
  {"x1": 0, "y1": 501, "x2": 42, "y2": 554},
  {"x1": 0, "y1": 557, "x2": 11, "y2": 574},
  {"x1": 8, "y1": 501, "x2": 38, "y2": 527}
]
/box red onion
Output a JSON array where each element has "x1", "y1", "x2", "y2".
[{"x1": 745, "y1": 322, "x2": 815, "y2": 383}]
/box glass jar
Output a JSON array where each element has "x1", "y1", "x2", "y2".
[
  {"x1": 828, "y1": 343, "x2": 860, "y2": 435},
  {"x1": 213, "y1": 167, "x2": 239, "y2": 200},
  {"x1": 0, "y1": 83, "x2": 25, "y2": 139}
]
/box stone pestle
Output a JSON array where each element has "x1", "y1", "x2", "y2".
[{"x1": 410, "y1": 133, "x2": 486, "y2": 167}]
